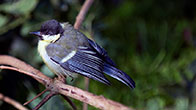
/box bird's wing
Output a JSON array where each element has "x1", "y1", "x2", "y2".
[
  {"x1": 87, "y1": 39, "x2": 116, "y2": 66},
  {"x1": 88, "y1": 39, "x2": 135, "y2": 88},
  {"x1": 47, "y1": 43, "x2": 111, "y2": 85}
]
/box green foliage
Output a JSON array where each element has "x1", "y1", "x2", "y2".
[
  {"x1": 1, "y1": 0, "x2": 196, "y2": 110},
  {"x1": 0, "y1": 14, "x2": 8, "y2": 27},
  {"x1": 0, "y1": 0, "x2": 37, "y2": 15},
  {"x1": 175, "y1": 98, "x2": 189, "y2": 110}
]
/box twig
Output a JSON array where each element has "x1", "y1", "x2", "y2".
[
  {"x1": 0, "y1": 55, "x2": 133, "y2": 110},
  {"x1": 61, "y1": 95, "x2": 77, "y2": 110},
  {"x1": 0, "y1": 93, "x2": 29, "y2": 110},
  {"x1": 23, "y1": 89, "x2": 48, "y2": 106},
  {"x1": 74, "y1": 0, "x2": 94, "y2": 30},
  {"x1": 32, "y1": 92, "x2": 57, "y2": 110},
  {"x1": 83, "y1": 77, "x2": 89, "y2": 110}
]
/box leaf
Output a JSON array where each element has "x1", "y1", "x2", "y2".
[
  {"x1": 175, "y1": 98, "x2": 188, "y2": 110},
  {"x1": 146, "y1": 98, "x2": 164, "y2": 110},
  {"x1": 0, "y1": 14, "x2": 8, "y2": 27},
  {"x1": 0, "y1": 0, "x2": 38, "y2": 15},
  {"x1": 0, "y1": 15, "x2": 29, "y2": 35}
]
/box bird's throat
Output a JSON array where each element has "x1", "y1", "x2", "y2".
[{"x1": 38, "y1": 40, "x2": 50, "y2": 58}]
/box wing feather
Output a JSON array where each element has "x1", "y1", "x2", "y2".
[
  {"x1": 50, "y1": 46, "x2": 111, "y2": 85},
  {"x1": 87, "y1": 39, "x2": 116, "y2": 66}
]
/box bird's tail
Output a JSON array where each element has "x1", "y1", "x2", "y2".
[{"x1": 103, "y1": 63, "x2": 135, "y2": 89}]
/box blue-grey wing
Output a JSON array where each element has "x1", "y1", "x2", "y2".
[
  {"x1": 87, "y1": 39, "x2": 116, "y2": 66},
  {"x1": 51, "y1": 46, "x2": 111, "y2": 85},
  {"x1": 88, "y1": 39, "x2": 135, "y2": 88}
]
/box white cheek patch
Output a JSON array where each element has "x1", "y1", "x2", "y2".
[
  {"x1": 60, "y1": 51, "x2": 76, "y2": 63},
  {"x1": 43, "y1": 34, "x2": 61, "y2": 42}
]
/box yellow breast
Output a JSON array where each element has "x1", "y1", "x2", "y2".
[
  {"x1": 37, "y1": 40, "x2": 77, "y2": 77},
  {"x1": 38, "y1": 41, "x2": 60, "y2": 74}
]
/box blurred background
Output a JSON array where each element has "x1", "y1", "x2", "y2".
[{"x1": 0, "y1": 0, "x2": 196, "y2": 110}]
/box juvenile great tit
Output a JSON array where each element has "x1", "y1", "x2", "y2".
[{"x1": 30, "y1": 20, "x2": 135, "y2": 89}]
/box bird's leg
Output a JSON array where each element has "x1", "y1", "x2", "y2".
[{"x1": 57, "y1": 73, "x2": 66, "y2": 83}]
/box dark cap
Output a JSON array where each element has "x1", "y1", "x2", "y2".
[{"x1": 40, "y1": 19, "x2": 64, "y2": 35}]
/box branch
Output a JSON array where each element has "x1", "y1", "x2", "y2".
[
  {"x1": 0, "y1": 55, "x2": 133, "y2": 110},
  {"x1": 74, "y1": 0, "x2": 94, "y2": 30},
  {"x1": 0, "y1": 93, "x2": 29, "y2": 110}
]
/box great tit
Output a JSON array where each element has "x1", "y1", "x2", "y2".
[{"x1": 30, "y1": 20, "x2": 135, "y2": 89}]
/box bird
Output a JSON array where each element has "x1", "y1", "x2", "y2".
[{"x1": 30, "y1": 19, "x2": 135, "y2": 89}]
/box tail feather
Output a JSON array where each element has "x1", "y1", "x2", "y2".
[{"x1": 103, "y1": 63, "x2": 135, "y2": 89}]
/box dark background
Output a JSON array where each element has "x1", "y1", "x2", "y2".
[{"x1": 0, "y1": 0, "x2": 196, "y2": 110}]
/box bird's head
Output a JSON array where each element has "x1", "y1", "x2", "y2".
[{"x1": 30, "y1": 20, "x2": 64, "y2": 43}]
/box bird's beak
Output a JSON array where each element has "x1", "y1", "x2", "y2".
[
  {"x1": 29, "y1": 31, "x2": 42, "y2": 36},
  {"x1": 30, "y1": 31, "x2": 43, "y2": 40}
]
